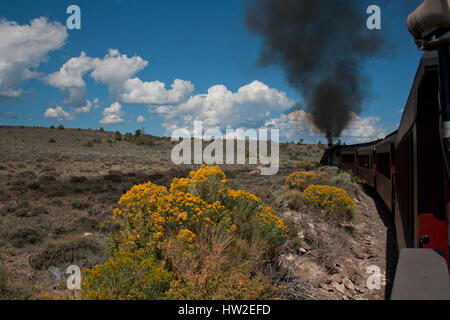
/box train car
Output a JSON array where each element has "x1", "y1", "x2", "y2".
[
  {"x1": 357, "y1": 145, "x2": 376, "y2": 188},
  {"x1": 321, "y1": 0, "x2": 450, "y2": 299},
  {"x1": 375, "y1": 132, "x2": 397, "y2": 213},
  {"x1": 321, "y1": 145, "x2": 343, "y2": 167},
  {"x1": 340, "y1": 148, "x2": 358, "y2": 175},
  {"x1": 393, "y1": 50, "x2": 449, "y2": 261}
]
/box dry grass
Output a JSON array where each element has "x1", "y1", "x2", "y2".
[{"x1": 0, "y1": 125, "x2": 326, "y2": 299}]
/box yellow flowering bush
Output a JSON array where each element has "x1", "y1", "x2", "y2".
[
  {"x1": 286, "y1": 171, "x2": 325, "y2": 191},
  {"x1": 221, "y1": 188, "x2": 288, "y2": 246},
  {"x1": 304, "y1": 185, "x2": 355, "y2": 219},
  {"x1": 82, "y1": 165, "x2": 287, "y2": 299}
]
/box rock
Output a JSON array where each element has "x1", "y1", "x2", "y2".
[
  {"x1": 329, "y1": 273, "x2": 342, "y2": 284},
  {"x1": 320, "y1": 283, "x2": 333, "y2": 292},
  {"x1": 343, "y1": 278, "x2": 355, "y2": 291},
  {"x1": 354, "y1": 286, "x2": 365, "y2": 293},
  {"x1": 248, "y1": 169, "x2": 260, "y2": 176},
  {"x1": 297, "y1": 231, "x2": 305, "y2": 240},
  {"x1": 319, "y1": 166, "x2": 339, "y2": 176},
  {"x1": 332, "y1": 282, "x2": 346, "y2": 295},
  {"x1": 344, "y1": 291, "x2": 354, "y2": 299},
  {"x1": 299, "y1": 248, "x2": 307, "y2": 254}
]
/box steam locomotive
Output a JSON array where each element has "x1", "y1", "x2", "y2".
[{"x1": 322, "y1": 0, "x2": 450, "y2": 299}]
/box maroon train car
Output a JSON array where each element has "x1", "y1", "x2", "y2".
[
  {"x1": 357, "y1": 145, "x2": 376, "y2": 189},
  {"x1": 375, "y1": 133, "x2": 396, "y2": 213},
  {"x1": 340, "y1": 149, "x2": 358, "y2": 176},
  {"x1": 393, "y1": 51, "x2": 449, "y2": 261},
  {"x1": 322, "y1": 50, "x2": 450, "y2": 299}
]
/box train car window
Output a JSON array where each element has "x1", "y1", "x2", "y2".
[
  {"x1": 358, "y1": 155, "x2": 371, "y2": 168},
  {"x1": 377, "y1": 152, "x2": 391, "y2": 178},
  {"x1": 341, "y1": 154, "x2": 355, "y2": 164}
]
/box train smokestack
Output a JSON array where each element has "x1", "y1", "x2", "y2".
[{"x1": 245, "y1": 0, "x2": 388, "y2": 141}]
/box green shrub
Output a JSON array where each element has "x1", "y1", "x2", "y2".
[
  {"x1": 48, "y1": 138, "x2": 56, "y2": 143},
  {"x1": 296, "y1": 160, "x2": 320, "y2": 171},
  {"x1": 82, "y1": 249, "x2": 172, "y2": 300},
  {"x1": 9, "y1": 228, "x2": 42, "y2": 248},
  {"x1": 29, "y1": 235, "x2": 106, "y2": 270}
]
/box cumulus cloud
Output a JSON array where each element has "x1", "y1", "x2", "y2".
[
  {"x1": 99, "y1": 102, "x2": 125, "y2": 125},
  {"x1": 137, "y1": 115, "x2": 146, "y2": 123},
  {"x1": 44, "y1": 52, "x2": 98, "y2": 108},
  {"x1": 47, "y1": 49, "x2": 193, "y2": 112},
  {"x1": 91, "y1": 49, "x2": 148, "y2": 100},
  {"x1": 44, "y1": 106, "x2": 75, "y2": 121},
  {"x1": 74, "y1": 100, "x2": 92, "y2": 114},
  {"x1": 263, "y1": 109, "x2": 386, "y2": 143},
  {"x1": 93, "y1": 98, "x2": 101, "y2": 108},
  {"x1": 158, "y1": 81, "x2": 294, "y2": 133},
  {"x1": 121, "y1": 78, "x2": 194, "y2": 105},
  {"x1": 0, "y1": 18, "x2": 67, "y2": 101},
  {"x1": 341, "y1": 113, "x2": 386, "y2": 142},
  {"x1": 264, "y1": 110, "x2": 319, "y2": 141}
]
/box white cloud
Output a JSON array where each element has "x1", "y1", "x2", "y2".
[
  {"x1": 263, "y1": 110, "x2": 387, "y2": 143},
  {"x1": 99, "y1": 102, "x2": 125, "y2": 125},
  {"x1": 44, "y1": 106, "x2": 75, "y2": 121},
  {"x1": 264, "y1": 110, "x2": 320, "y2": 141},
  {"x1": 121, "y1": 78, "x2": 194, "y2": 105},
  {"x1": 91, "y1": 49, "x2": 148, "y2": 99},
  {"x1": 341, "y1": 113, "x2": 386, "y2": 142},
  {"x1": 0, "y1": 18, "x2": 67, "y2": 101},
  {"x1": 137, "y1": 115, "x2": 146, "y2": 123},
  {"x1": 44, "y1": 52, "x2": 98, "y2": 108},
  {"x1": 158, "y1": 81, "x2": 294, "y2": 134},
  {"x1": 47, "y1": 49, "x2": 192, "y2": 109},
  {"x1": 74, "y1": 100, "x2": 92, "y2": 114},
  {"x1": 92, "y1": 98, "x2": 101, "y2": 108}
]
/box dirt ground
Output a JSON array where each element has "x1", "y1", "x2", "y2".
[{"x1": 0, "y1": 126, "x2": 397, "y2": 300}]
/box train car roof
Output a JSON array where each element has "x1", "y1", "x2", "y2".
[
  {"x1": 374, "y1": 130, "x2": 398, "y2": 148},
  {"x1": 327, "y1": 129, "x2": 398, "y2": 154}
]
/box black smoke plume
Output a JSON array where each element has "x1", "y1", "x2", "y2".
[{"x1": 245, "y1": 0, "x2": 387, "y2": 143}]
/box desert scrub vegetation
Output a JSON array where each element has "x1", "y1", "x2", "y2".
[
  {"x1": 82, "y1": 165, "x2": 288, "y2": 300},
  {"x1": 304, "y1": 185, "x2": 355, "y2": 220},
  {"x1": 286, "y1": 171, "x2": 325, "y2": 191},
  {"x1": 296, "y1": 160, "x2": 320, "y2": 171},
  {"x1": 0, "y1": 263, "x2": 8, "y2": 294},
  {"x1": 29, "y1": 235, "x2": 106, "y2": 270},
  {"x1": 284, "y1": 170, "x2": 356, "y2": 220}
]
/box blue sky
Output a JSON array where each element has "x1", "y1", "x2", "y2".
[{"x1": 0, "y1": 0, "x2": 425, "y2": 143}]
